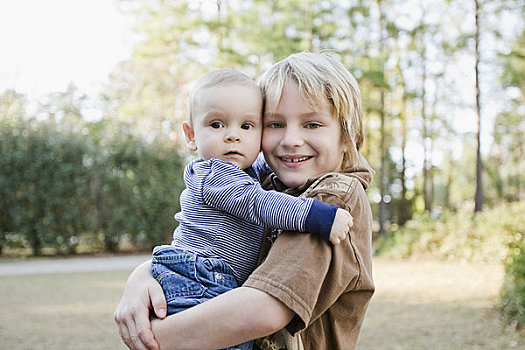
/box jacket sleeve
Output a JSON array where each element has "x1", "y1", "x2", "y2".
[{"x1": 244, "y1": 176, "x2": 374, "y2": 333}]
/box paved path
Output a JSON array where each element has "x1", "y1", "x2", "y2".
[{"x1": 0, "y1": 254, "x2": 150, "y2": 276}]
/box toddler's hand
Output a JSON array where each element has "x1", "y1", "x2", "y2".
[{"x1": 329, "y1": 208, "x2": 353, "y2": 245}]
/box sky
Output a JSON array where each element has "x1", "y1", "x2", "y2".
[{"x1": 0, "y1": 0, "x2": 134, "y2": 101}]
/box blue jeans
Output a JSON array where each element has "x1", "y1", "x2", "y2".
[{"x1": 151, "y1": 245, "x2": 253, "y2": 350}]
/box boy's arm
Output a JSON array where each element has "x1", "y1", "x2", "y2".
[
  {"x1": 151, "y1": 286, "x2": 294, "y2": 350},
  {"x1": 202, "y1": 159, "x2": 350, "y2": 243}
]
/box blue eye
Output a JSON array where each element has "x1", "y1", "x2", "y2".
[
  {"x1": 305, "y1": 123, "x2": 321, "y2": 129},
  {"x1": 266, "y1": 122, "x2": 284, "y2": 129}
]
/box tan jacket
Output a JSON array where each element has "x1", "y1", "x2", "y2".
[{"x1": 245, "y1": 159, "x2": 375, "y2": 350}]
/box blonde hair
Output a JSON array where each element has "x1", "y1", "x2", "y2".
[
  {"x1": 187, "y1": 68, "x2": 261, "y2": 124},
  {"x1": 258, "y1": 52, "x2": 364, "y2": 169}
]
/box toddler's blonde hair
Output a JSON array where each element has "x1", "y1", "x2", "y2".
[
  {"x1": 187, "y1": 68, "x2": 261, "y2": 124},
  {"x1": 258, "y1": 52, "x2": 363, "y2": 169}
]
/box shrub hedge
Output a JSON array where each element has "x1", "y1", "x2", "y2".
[
  {"x1": 0, "y1": 118, "x2": 185, "y2": 255},
  {"x1": 501, "y1": 232, "x2": 525, "y2": 330}
]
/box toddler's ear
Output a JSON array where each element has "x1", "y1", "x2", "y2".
[{"x1": 182, "y1": 121, "x2": 197, "y2": 151}]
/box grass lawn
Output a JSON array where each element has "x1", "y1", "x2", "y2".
[
  {"x1": 0, "y1": 270, "x2": 130, "y2": 350},
  {"x1": 0, "y1": 258, "x2": 523, "y2": 349}
]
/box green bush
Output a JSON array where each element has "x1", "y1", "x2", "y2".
[
  {"x1": 0, "y1": 116, "x2": 185, "y2": 255},
  {"x1": 500, "y1": 234, "x2": 525, "y2": 330},
  {"x1": 376, "y1": 202, "x2": 525, "y2": 263}
]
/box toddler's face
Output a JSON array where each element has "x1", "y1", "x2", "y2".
[
  {"x1": 184, "y1": 84, "x2": 263, "y2": 170},
  {"x1": 262, "y1": 81, "x2": 345, "y2": 188}
]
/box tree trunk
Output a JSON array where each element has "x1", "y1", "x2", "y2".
[
  {"x1": 421, "y1": 33, "x2": 431, "y2": 212},
  {"x1": 29, "y1": 227, "x2": 42, "y2": 256},
  {"x1": 444, "y1": 151, "x2": 454, "y2": 209},
  {"x1": 518, "y1": 136, "x2": 523, "y2": 201},
  {"x1": 396, "y1": 44, "x2": 411, "y2": 225},
  {"x1": 377, "y1": 0, "x2": 387, "y2": 236},
  {"x1": 474, "y1": 0, "x2": 484, "y2": 212},
  {"x1": 379, "y1": 89, "x2": 387, "y2": 236}
]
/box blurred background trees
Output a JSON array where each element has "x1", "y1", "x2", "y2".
[{"x1": 0, "y1": 0, "x2": 523, "y2": 255}]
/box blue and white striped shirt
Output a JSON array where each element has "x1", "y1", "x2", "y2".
[{"x1": 171, "y1": 157, "x2": 338, "y2": 284}]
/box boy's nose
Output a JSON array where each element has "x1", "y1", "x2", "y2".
[{"x1": 280, "y1": 127, "x2": 303, "y2": 147}]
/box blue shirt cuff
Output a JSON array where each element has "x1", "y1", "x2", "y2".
[{"x1": 304, "y1": 200, "x2": 339, "y2": 242}]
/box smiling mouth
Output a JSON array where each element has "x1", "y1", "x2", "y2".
[{"x1": 280, "y1": 156, "x2": 311, "y2": 163}]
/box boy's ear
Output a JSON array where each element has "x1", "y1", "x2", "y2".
[{"x1": 182, "y1": 121, "x2": 197, "y2": 151}]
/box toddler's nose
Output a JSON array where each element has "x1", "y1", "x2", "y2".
[{"x1": 225, "y1": 134, "x2": 240, "y2": 143}]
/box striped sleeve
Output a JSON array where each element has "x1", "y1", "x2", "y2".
[
  {"x1": 200, "y1": 159, "x2": 338, "y2": 238},
  {"x1": 250, "y1": 154, "x2": 272, "y2": 181}
]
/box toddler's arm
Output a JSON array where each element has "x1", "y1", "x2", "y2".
[
  {"x1": 250, "y1": 154, "x2": 272, "y2": 179},
  {"x1": 201, "y1": 159, "x2": 352, "y2": 244}
]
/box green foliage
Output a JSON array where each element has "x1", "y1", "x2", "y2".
[
  {"x1": 501, "y1": 233, "x2": 525, "y2": 330},
  {"x1": 88, "y1": 132, "x2": 185, "y2": 251},
  {"x1": 0, "y1": 112, "x2": 185, "y2": 255},
  {"x1": 490, "y1": 28, "x2": 525, "y2": 203},
  {"x1": 501, "y1": 28, "x2": 525, "y2": 89},
  {"x1": 376, "y1": 202, "x2": 525, "y2": 263},
  {"x1": 1, "y1": 120, "x2": 88, "y2": 255}
]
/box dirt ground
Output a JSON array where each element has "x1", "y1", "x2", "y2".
[
  {"x1": 359, "y1": 257, "x2": 524, "y2": 350},
  {"x1": 0, "y1": 256, "x2": 523, "y2": 349}
]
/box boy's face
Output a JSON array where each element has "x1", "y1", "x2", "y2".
[
  {"x1": 184, "y1": 84, "x2": 263, "y2": 170},
  {"x1": 262, "y1": 81, "x2": 345, "y2": 188}
]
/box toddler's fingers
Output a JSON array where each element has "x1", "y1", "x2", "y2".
[{"x1": 340, "y1": 230, "x2": 347, "y2": 241}]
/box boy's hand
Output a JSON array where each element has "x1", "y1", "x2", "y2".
[
  {"x1": 114, "y1": 260, "x2": 166, "y2": 350},
  {"x1": 329, "y1": 208, "x2": 353, "y2": 245}
]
